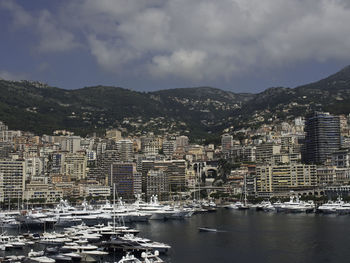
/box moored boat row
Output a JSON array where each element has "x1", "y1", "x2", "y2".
[
  {"x1": 225, "y1": 196, "x2": 350, "y2": 214},
  {"x1": 0, "y1": 195, "x2": 204, "y2": 230}
]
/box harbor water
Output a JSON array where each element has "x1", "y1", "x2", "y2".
[
  {"x1": 3, "y1": 208, "x2": 350, "y2": 262},
  {"x1": 133, "y1": 208, "x2": 350, "y2": 263}
]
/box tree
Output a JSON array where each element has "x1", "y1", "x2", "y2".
[{"x1": 217, "y1": 158, "x2": 240, "y2": 181}]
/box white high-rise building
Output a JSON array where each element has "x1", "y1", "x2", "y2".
[
  {"x1": 61, "y1": 136, "x2": 81, "y2": 153},
  {"x1": 163, "y1": 140, "x2": 176, "y2": 157},
  {"x1": 63, "y1": 153, "x2": 87, "y2": 181},
  {"x1": 25, "y1": 157, "x2": 44, "y2": 180},
  {"x1": 0, "y1": 160, "x2": 25, "y2": 202}
]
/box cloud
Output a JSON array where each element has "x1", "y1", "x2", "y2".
[
  {"x1": 150, "y1": 50, "x2": 208, "y2": 80},
  {"x1": 4, "y1": 0, "x2": 350, "y2": 83},
  {"x1": 0, "y1": 0, "x2": 33, "y2": 27},
  {"x1": 87, "y1": 35, "x2": 141, "y2": 71},
  {"x1": 36, "y1": 10, "x2": 80, "y2": 52},
  {"x1": 1, "y1": 1, "x2": 79, "y2": 53},
  {"x1": 63, "y1": 0, "x2": 350, "y2": 81},
  {"x1": 0, "y1": 70, "x2": 28, "y2": 81}
]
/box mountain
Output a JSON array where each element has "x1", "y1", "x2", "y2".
[
  {"x1": 0, "y1": 81, "x2": 255, "y2": 138},
  {"x1": 236, "y1": 65, "x2": 350, "y2": 128},
  {"x1": 0, "y1": 81, "x2": 164, "y2": 136},
  {"x1": 1, "y1": 65, "x2": 350, "y2": 140}
]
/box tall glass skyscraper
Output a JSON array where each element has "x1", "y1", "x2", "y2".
[{"x1": 304, "y1": 112, "x2": 341, "y2": 164}]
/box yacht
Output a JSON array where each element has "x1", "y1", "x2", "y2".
[
  {"x1": 289, "y1": 200, "x2": 315, "y2": 213},
  {"x1": 272, "y1": 200, "x2": 283, "y2": 211},
  {"x1": 336, "y1": 202, "x2": 350, "y2": 215},
  {"x1": 0, "y1": 235, "x2": 25, "y2": 250},
  {"x1": 275, "y1": 196, "x2": 296, "y2": 212},
  {"x1": 255, "y1": 201, "x2": 270, "y2": 211},
  {"x1": 9, "y1": 236, "x2": 26, "y2": 248},
  {"x1": 55, "y1": 216, "x2": 83, "y2": 227},
  {"x1": 262, "y1": 202, "x2": 275, "y2": 212},
  {"x1": 201, "y1": 200, "x2": 217, "y2": 212},
  {"x1": 134, "y1": 195, "x2": 175, "y2": 220},
  {"x1": 22, "y1": 210, "x2": 47, "y2": 228},
  {"x1": 141, "y1": 250, "x2": 164, "y2": 263},
  {"x1": 277, "y1": 196, "x2": 315, "y2": 213},
  {"x1": 128, "y1": 211, "x2": 152, "y2": 222},
  {"x1": 317, "y1": 198, "x2": 344, "y2": 214},
  {"x1": 112, "y1": 234, "x2": 171, "y2": 254},
  {"x1": 38, "y1": 232, "x2": 72, "y2": 246},
  {"x1": 5, "y1": 255, "x2": 26, "y2": 262},
  {"x1": 225, "y1": 202, "x2": 244, "y2": 210},
  {"x1": 49, "y1": 254, "x2": 72, "y2": 263},
  {"x1": 1, "y1": 217, "x2": 20, "y2": 228},
  {"x1": 28, "y1": 250, "x2": 56, "y2": 263},
  {"x1": 118, "y1": 253, "x2": 142, "y2": 263},
  {"x1": 71, "y1": 244, "x2": 108, "y2": 263},
  {"x1": 61, "y1": 243, "x2": 98, "y2": 252}
]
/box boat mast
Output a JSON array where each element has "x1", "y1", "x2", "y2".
[
  {"x1": 198, "y1": 163, "x2": 201, "y2": 201},
  {"x1": 113, "y1": 183, "x2": 116, "y2": 233},
  {"x1": 244, "y1": 173, "x2": 247, "y2": 206},
  {"x1": 195, "y1": 163, "x2": 198, "y2": 201}
]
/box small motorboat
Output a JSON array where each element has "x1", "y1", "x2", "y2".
[{"x1": 198, "y1": 227, "x2": 217, "y2": 232}]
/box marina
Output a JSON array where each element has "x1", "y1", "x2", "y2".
[
  {"x1": 1, "y1": 197, "x2": 350, "y2": 262},
  {"x1": 0, "y1": 195, "x2": 213, "y2": 263}
]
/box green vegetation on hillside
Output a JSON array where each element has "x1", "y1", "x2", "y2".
[{"x1": 1, "y1": 65, "x2": 350, "y2": 139}]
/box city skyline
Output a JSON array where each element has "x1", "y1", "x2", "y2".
[{"x1": 2, "y1": 1, "x2": 350, "y2": 262}]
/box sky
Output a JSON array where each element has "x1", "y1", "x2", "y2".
[{"x1": 0, "y1": 0, "x2": 350, "y2": 93}]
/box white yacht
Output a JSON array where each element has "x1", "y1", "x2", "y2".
[
  {"x1": 318, "y1": 198, "x2": 344, "y2": 214},
  {"x1": 262, "y1": 201, "x2": 275, "y2": 212},
  {"x1": 272, "y1": 200, "x2": 283, "y2": 211},
  {"x1": 113, "y1": 234, "x2": 171, "y2": 254},
  {"x1": 0, "y1": 234, "x2": 26, "y2": 250},
  {"x1": 289, "y1": 200, "x2": 315, "y2": 213},
  {"x1": 38, "y1": 232, "x2": 72, "y2": 246},
  {"x1": 28, "y1": 251, "x2": 56, "y2": 263},
  {"x1": 22, "y1": 210, "x2": 47, "y2": 228},
  {"x1": 68, "y1": 244, "x2": 108, "y2": 263},
  {"x1": 29, "y1": 256, "x2": 56, "y2": 263},
  {"x1": 118, "y1": 253, "x2": 142, "y2": 263},
  {"x1": 255, "y1": 201, "x2": 270, "y2": 211},
  {"x1": 55, "y1": 216, "x2": 83, "y2": 227},
  {"x1": 133, "y1": 195, "x2": 176, "y2": 220},
  {"x1": 277, "y1": 196, "x2": 315, "y2": 213},
  {"x1": 1, "y1": 217, "x2": 20, "y2": 228},
  {"x1": 336, "y1": 202, "x2": 350, "y2": 214},
  {"x1": 225, "y1": 201, "x2": 247, "y2": 210},
  {"x1": 141, "y1": 250, "x2": 164, "y2": 263}
]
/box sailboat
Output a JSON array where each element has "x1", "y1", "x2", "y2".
[{"x1": 238, "y1": 174, "x2": 249, "y2": 210}]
